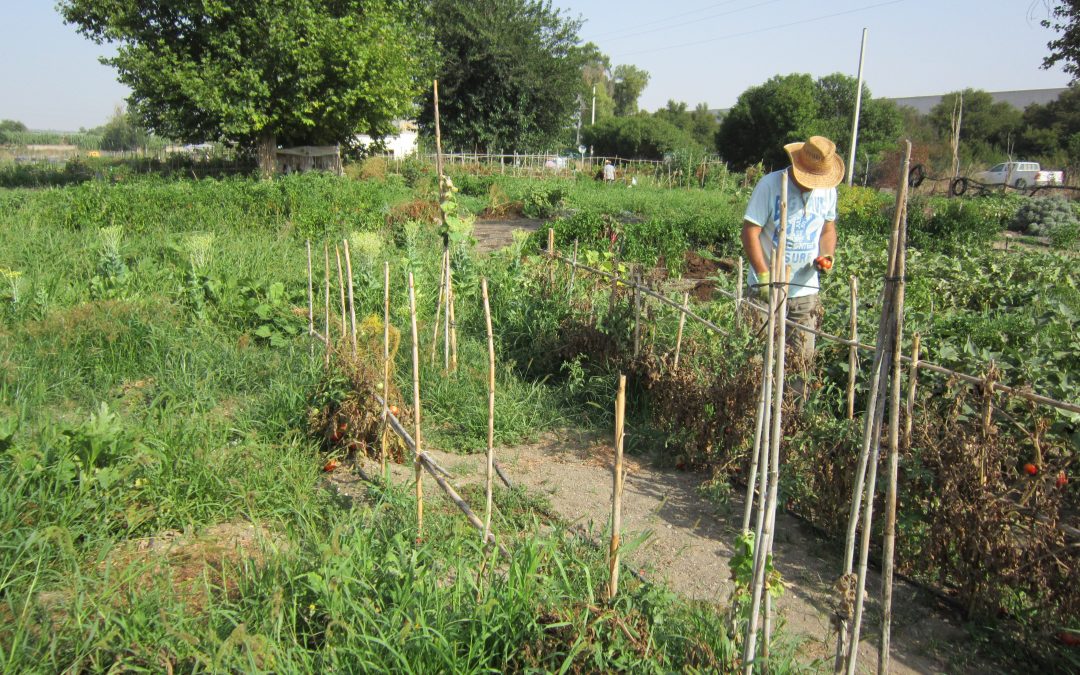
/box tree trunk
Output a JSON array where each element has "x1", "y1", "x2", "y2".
[{"x1": 257, "y1": 129, "x2": 277, "y2": 179}]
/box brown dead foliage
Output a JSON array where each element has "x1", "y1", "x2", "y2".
[{"x1": 385, "y1": 198, "x2": 440, "y2": 227}]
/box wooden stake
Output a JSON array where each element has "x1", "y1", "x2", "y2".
[
  {"x1": 335, "y1": 245, "x2": 346, "y2": 341},
  {"x1": 408, "y1": 271, "x2": 424, "y2": 534},
  {"x1": 444, "y1": 253, "x2": 451, "y2": 371},
  {"x1": 744, "y1": 173, "x2": 789, "y2": 673},
  {"x1": 434, "y1": 80, "x2": 445, "y2": 205},
  {"x1": 447, "y1": 259, "x2": 458, "y2": 372},
  {"x1": 482, "y1": 278, "x2": 495, "y2": 544},
  {"x1": 382, "y1": 261, "x2": 390, "y2": 477},
  {"x1": 324, "y1": 244, "x2": 331, "y2": 366},
  {"x1": 847, "y1": 276, "x2": 858, "y2": 420},
  {"x1": 609, "y1": 248, "x2": 619, "y2": 314},
  {"x1": 673, "y1": 292, "x2": 689, "y2": 371},
  {"x1": 548, "y1": 228, "x2": 556, "y2": 289},
  {"x1": 431, "y1": 248, "x2": 446, "y2": 364},
  {"x1": 343, "y1": 239, "x2": 358, "y2": 356},
  {"x1": 306, "y1": 240, "x2": 314, "y2": 356},
  {"x1": 608, "y1": 373, "x2": 627, "y2": 601},
  {"x1": 880, "y1": 234, "x2": 910, "y2": 675},
  {"x1": 904, "y1": 333, "x2": 921, "y2": 450},
  {"x1": 841, "y1": 141, "x2": 912, "y2": 675},
  {"x1": 632, "y1": 267, "x2": 641, "y2": 357},
  {"x1": 735, "y1": 258, "x2": 744, "y2": 331}
]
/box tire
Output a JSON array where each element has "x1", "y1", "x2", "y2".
[
  {"x1": 1013, "y1": 178, "x2": 1027, "y2": 189},
  {"x1": 949, "y1": 177, "x2": 968, "y2": 197},
  {"x1": 908, "y1": 164, "x2": 925, "y2": 189}
]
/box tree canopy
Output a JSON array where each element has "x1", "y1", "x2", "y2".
[
  {"x1": 1043, "y1": 1, "x2": 1080, "y2": 80},
  {"x1": 60, "y1": 0, "x2": 430, "y2": 174},
  {"x1": 611, "y1": 65, "x2": 650, "y2": 116},
  {"x1": 715, "y1": 72, "x2": 901, "y2": 171},
  {"x1": 653, "y1": 101, "x2": 719, "y2": 149},
  {"x1": 419, "y1": 0, "x2": 586, "y2": 153},
  {"x1": 928, "y1": 89, "x2": 1023, "y2": 155},
  {"x1": 582, "y1": 115, "x2": 701, "y2": 160}
]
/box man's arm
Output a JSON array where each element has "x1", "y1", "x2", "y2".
[
  {"x1": 818, "y1": 220, "x2": 837, "y2": 258},
  {"x1": 741, "y1": 221, "x2": 770, "y2": 274}
]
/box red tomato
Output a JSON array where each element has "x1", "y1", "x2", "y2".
[
  {"x1": 1056, "y1": 471, "x2": 1068, "y2": 488},
  {"x1": 1023, "y1": 463, "x2": 1038, "y2": 476},
  {"x1": 323, "y1": 459, "x2": 340, "y2": 472}
]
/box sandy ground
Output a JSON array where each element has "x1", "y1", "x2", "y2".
[{"x1": 330, "y1": 428, "x2": 991, "y2": 675}]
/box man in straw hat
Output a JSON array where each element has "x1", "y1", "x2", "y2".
[{"x1": 741, "y1": 135, "x2": 842, "y2": 359}]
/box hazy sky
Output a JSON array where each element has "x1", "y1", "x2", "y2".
[{"x1": 1, "y1": 1, "x2": 1072, "y2": 131}]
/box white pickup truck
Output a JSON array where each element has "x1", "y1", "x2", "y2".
[{"x1": 974, "y1": 161, "x2": 1064, "y2": 188}]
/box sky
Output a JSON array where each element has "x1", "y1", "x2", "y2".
[{"x1": 0, "y1": 0, "x2": 1072, "y2": 131}]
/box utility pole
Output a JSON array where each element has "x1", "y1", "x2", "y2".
[
  {"x1": 846, "y1": 28, "x2": 867, "y2": 187},
  {"x1": 591, "y1": 84, "x2": 597, "y2": 126}
]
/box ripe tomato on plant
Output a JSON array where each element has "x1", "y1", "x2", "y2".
[
  {"x1": 1056, "y1": 470, "x2": 1068, "y2": 488},
  {"x1": 1023, "y1": 463, "x2": 1038, "y2": 476},
  {"x1": 323, "y1": 458, "x2": 340, "y2": 472}
]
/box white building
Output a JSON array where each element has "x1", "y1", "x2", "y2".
[{"x1": 355, "y1": 120, "x2": 418, "y2": 158}]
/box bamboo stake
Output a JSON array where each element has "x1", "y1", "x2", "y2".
[
  {"x1": 444, "y1": 253, "x2": 451, "y2": 371},
  {"x1": 609, "y1": 248, "x2": 619, "y2": 314},
  {"x1": 673, "y1": 292, "x2": 689, "y2": 371},
  {"x1": 904, "y1": 333, "x2": 921, "y2": 450},
  {"x1": 608, "y1": 374, "x2": 627, "y2": 601},
  {"x1": 879, "y1": 239, "x2": 909, "y2": 675},
  {"x1": 335, "y1": 246, "x2": 346, "y2": 341},
  {"x1": 568, "y1": 239, "x2": 579, "y2": 297},
  {"x1": 431, "y1": 248, "x2": 446, "y2": 364},
  {"x1": 408, "y1": 272, "x2": 424, "y2": 534},
  {"x1": 324, "y1": 244, "x2": 331, "y2": 366},
  {"x1": 744, "y1": 172, "x2": 788, "y2": 673},
  {"x1": 847, "y1": 276, "x2": 859, "y2": 420},
  {"x1": 548, "y1": 228, "x2": 556, "y2": 289},
  {"x1": 843, "y1": 141, "x2": 912, "y2": 675},
  {"x1": 306, "y1": 240, "x2": 314, "y2": 356},
  {"x1": 448, "y1": 259, "x2": 458, "y2": 373},
  {"x1": 434, "y1": 80, "x2": 445, "y2": 205},
  {"x1": 735, "y1": 257, "x2": 744, "y2": 331},
  {"x1": 343, "y1": 239, "x2": 358, "y2": 356},
  {"x1": 632, "y1": 267, "x2": 642, "y2": 357},
  {"x1": 741, "y1": 362, "x2": 772, "y2": 535},
  {"x1": 382, "y1": 261, "x2": 390, "y2": 477},
  {"x1": 482, "y1": 278, "x2": 496, "y2": 544},
  {"x1": 836, "y1": 145, "x2": 912, "y2": 673}
]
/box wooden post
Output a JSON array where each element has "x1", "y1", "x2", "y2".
[
  {"x1": 482, "y1": 278, "x2": 496, "y2": 544},
  {"x1": 434, "y1": 80, "x2": 445, "y2": 205},
  {"x1": 847, "y1": 276, "x2": 859, "y2": 420},
  {"x1": 609, "y1": 248, "x2": 619, "y2": 314},
  {"x1": 904, "y1": 333, "x2": 921, "y2": 450},
  {"x1": 673, "y1": 292, "x2": 689, "y2": 371},
  {"x1": 431, "y1": 249, "x2": 446, "y2": 364},
  {"x1": 324, "y1": 244, "x2": 331, "y2": 365},
  {"x1": 608, "y1": 374, "x2": 627, "y2": 600},
  {"x1": 343, "y1": 239, "x2": 358, "y2": 356},
  {"x1": 335, "y1": 246, "x2": 347, "y2": 341},
  {"x1": 408, "y1": 272, "x2": 424, "y2": 534},
  {"x1": 306, "y1": 240, "x2": 314, "y2": 355},
  {"x1": 382, "y1": 261, "x2": 390, "y2": 477},
  {"x1": 548, "y1": 228, "x2": 556, "y2": 290}
]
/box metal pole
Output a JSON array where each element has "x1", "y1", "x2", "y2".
[
  {"x1": 591, "y1": 84, "x2": 596, "y2": 125},
  {"x1": 846, "y1": 28, "x2": 868, "y2": 187}
]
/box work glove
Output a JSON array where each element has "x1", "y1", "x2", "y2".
[
  {"x1": 814, "y1": 255, "x2": 834, "y2": 274},
  {"x1": 754, "y1": 270, "x2": 770, "y2": 301}
]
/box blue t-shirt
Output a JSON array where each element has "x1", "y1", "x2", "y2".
[{"x1": 743, "y1": 169, "x2": 837, "y2": 298}]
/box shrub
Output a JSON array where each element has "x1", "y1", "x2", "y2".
[
  {"x1": 837, "y1": 185, "x2": 891, "y2": 236},
  {"x1": 1011, "y1": 196, "x2": 1078, "y2": 242}
]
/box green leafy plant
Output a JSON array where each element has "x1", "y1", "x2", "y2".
[{"x1": 90, "y1": 225, "x2": 131, "y2": 299}]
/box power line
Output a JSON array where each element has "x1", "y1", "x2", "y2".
[
  {"x1": 614, "y1": 0, "x2": 906, "y2": 59},
  {"x1": 585, "y1": 0, "x2": 748, "y2": 41},
  {"x1": 599, "y1": 0, "x2": 786, "y2": 43}
]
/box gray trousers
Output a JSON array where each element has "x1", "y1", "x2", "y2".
[{"x1": 751, "y1": 293, "x2": 822, "y2": 361}]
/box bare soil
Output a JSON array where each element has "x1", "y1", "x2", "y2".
[{"x1": 334, "y1": 431, "x2": 993, "y2": 674}]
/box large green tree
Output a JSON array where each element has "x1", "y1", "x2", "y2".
[
  {"x1": 1018, "y1": 85, "x2": 1080, "y2": 165},
  {"x1": 654, "y1": 101, "x2": 719, "y2": 149},
  {"x1": 0, "y1": 120, "x2": 28, "y2": 145},
  {"x1": 928, "y1": 89, "x2": 1023, "y2": 156},
  {"x1": 99, "y1": 105, "x2": 150, "y2": 152},
  {"x1": 60, "y1": 1, "x2": 430, "y2": 175},
  {"x1": 420, "y1": 0, "x2": 586, "y2": 153},
  {"x1": 611, "y1": 64, "x2": 650, "y2": 116},
  {"x1": 582, "y1": 115, "x2": 700, "y2": 160},
  {"x1": 1043, "y1": 1, "x2": 1080, "y2": 80},
  {"x1": 715, "y1": 73, "x2": 819, "y2": 169},
  {"x1": 813, "y1": 73, "x2": 902, "y2": 161}
]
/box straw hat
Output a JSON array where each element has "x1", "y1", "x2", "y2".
[{"x1": 784, "y1": 136, "x2": 845, "y2": 189}]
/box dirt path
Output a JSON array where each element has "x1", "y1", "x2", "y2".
[
  {"x1": 473, "y1": 217, "x2": 543, "y2": 253},
  {"x1": 343, "y1": 430, "x2": 990, "y2": 674}
]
